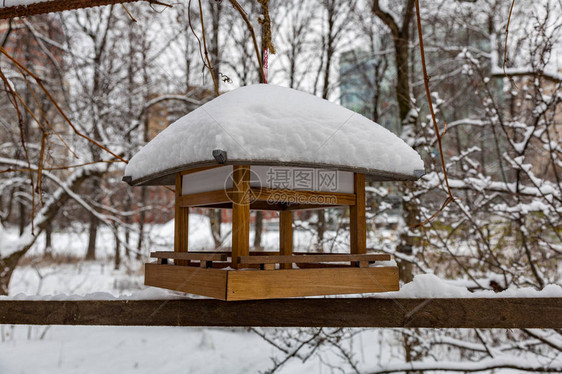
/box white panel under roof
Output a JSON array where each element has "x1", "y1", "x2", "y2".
[{"x1": 181, "y1": 165, "x2": 353, "y2": 195}]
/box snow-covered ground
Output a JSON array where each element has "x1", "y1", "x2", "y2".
[
  {"x1": 0, "y1": 326, "x2": 275, "y2": 374},
  {"x1": 0, "y1": 325, "x2": 405, "y2": 374}
]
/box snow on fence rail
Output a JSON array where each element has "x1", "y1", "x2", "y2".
[
  {"x1": 1, "y1": 298, "x2": 561, "y2": 328},
  {"x1": 0, "y1": 0, "x2": 145, "y2": 19}
]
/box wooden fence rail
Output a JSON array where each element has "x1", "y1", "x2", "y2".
[{"x1": 1, "y1": 298, "x2": 560, "y2": 328}]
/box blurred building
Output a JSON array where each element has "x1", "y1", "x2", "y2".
[
  {"x1": 0, "y1": 17, "x2": 65, "y2": 68},
  {"x1": 339, "y1": 50, "x2": 405, "y2": 226},
  {"x1": 127, "y1": 87, "x2": 218, "y2": 224},
  {"x1": 339, "y1": 49, "x2": 398, "y2": 134}
]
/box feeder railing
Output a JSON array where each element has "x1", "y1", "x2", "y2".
[
  {"x1": 150, "y1": 252, "x2": 228, "y2": 261},
  {"x1": 238, "y1": 253, "x2": 389, "y2": 266}
]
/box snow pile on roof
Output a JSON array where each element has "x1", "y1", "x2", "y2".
[{"x1": 124, "y1": 84, "x2": 424, "y2": 185}]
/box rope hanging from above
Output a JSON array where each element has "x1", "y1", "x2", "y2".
[{"x1": 257, "y1": 0, "x2": 276, "y2": 54}]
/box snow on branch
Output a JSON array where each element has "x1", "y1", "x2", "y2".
[
  {"x1": 491, "y1": 67, "x2": 562, "y2": 83},
  {"x1": 0, "y1": 0, "x2": 149, "y2": 20},
  {"x1": 422, "y1": 172, "x2": 560, "y2": 200},
  {"x1": 489, "y1": 34, "x2": 562, "y2": 83},
  {"x1": 0, "y1": 157, "x2": 104, "y2": 258},
  {"x1": 365, "y1": 357, "x2": 562, "y2": 373}
]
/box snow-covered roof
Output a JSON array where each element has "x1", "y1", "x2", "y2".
[{"x1": 124, "y1": 84, "x2": 424, "y2": 186}]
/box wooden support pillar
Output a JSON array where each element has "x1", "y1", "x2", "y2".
[
  {"x1": 349, "y1": 173, "x2": 366, "y2": 256},
  {"x1": 231, "y1": 165, "x2": 250, "y2": 269},
  {"x1": 279, "y1": 210, "x2": 293, "y2": 269},
  {"x1": 174, "y1": 173, "x2": 189, "y2": 266}
]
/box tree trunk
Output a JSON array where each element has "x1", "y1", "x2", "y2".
[
  {"x1": 317, "y1": 211, "x2": 326, "y2": 252},
  {"x1": 394, "y1": 36, "x2": 412, "y2": 128},
  {"x1": 18, "y1": 196, "x2": 25, "y2": 236},
  {"x1": 85, "y1": 176, "x2": 100, "y2": 261},
  {"x1": 373, "y1": 0, "x2": 417, "y2": 283},
  {"x1": 136, "y1": 191, "x2": 145, "y2": 260},
  {"x1": 124, "y1": 193, "x2": 131, "y2": 258},
  {"x1": 114, "y1": 227, "x2": 121, "y2": 270},
  {"x1": 0, "y1": 168, "x2": 96, "y2": 295},
  {"x1": 211, "y1": 209, "x2": 222, "y2": 248},
  {"x1": 44, "y1": 221, "x2": 52, "y2": 258},
  {"x1": 316, "y1": 1, "x2": 337, "y2": 247},
  {"x1": 136, "y1": 42, "x2": 151, "y2": 260},
  {"x1": 209, "y1": 0, "x2": 222, "y2": 89},
  {"x1": 397, "y1": 183, "x2": 416, "y2": 283},
  {"x1": 85, "y1": 212, "x2": 98, "y2": 261},
  {"x1": 0, "y1": 252, "x2": 20, "y2": 295},
  {"x1": 253, "y1": 211, "x2": 263, "y2": 250}
]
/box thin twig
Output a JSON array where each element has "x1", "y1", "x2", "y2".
[
  {"x1": 0, "y1": 64, "x2": 35, "y2": 233},
  {"x1": 0, "y1": 46, "x2": 128, "y2": 163},
  {"x1": 15, "y1": 64, "x2": 79, "y2": 159},
  {"x1": 198, "y1": 0, "x2": 220, "y2": 96},
  {"x1": 0, "y1": 160, "x2": 120, "y2": 174},
  {"x1": 440, "y1": 120, "x2": 448, "y2": 137},
  {"x1": 149, "y1": 0, "x2": 173, "y2": 8},
  {"x1": 36, "y1": 132, "x2": 48, "y2": 204},
  {"x1": 187, "y1": 0, "x2": 218, "y2": 93},
  {"x1": 228, "y1": 0, "x2": 266, "y2": 82},
  {"x1": 416, "y1": 196, "x2": 454, "y2": 227},
  {"x1": 503, "y1": 0, "x2": 516, "y2": 80},
  {"x1": 187, "y1": 0, "x2": 206, "y2": 68},
  {"x1": 121, "y1": 4, "x2": 137, "y2": 22},
  {"x1": 413, "y1": 0, "x2": 454, "y2": 227}
]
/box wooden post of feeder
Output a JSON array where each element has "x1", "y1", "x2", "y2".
[
  {"x1": 279, "y1": 210, "x2": 293, "y2": 269},
  {"x1": 349, "y1": 173, "x2": 366, "y2": 266},
  {"x1": 231, "y1": 165, "x2": 251, "y2": 269},
  {"x1": 174, "y1": 173, "x2": 189, "y2": 266}
]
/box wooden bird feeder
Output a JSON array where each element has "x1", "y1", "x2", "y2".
[{"x1": 123, "y1": 84, "x2": 424, "y2": 301}]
